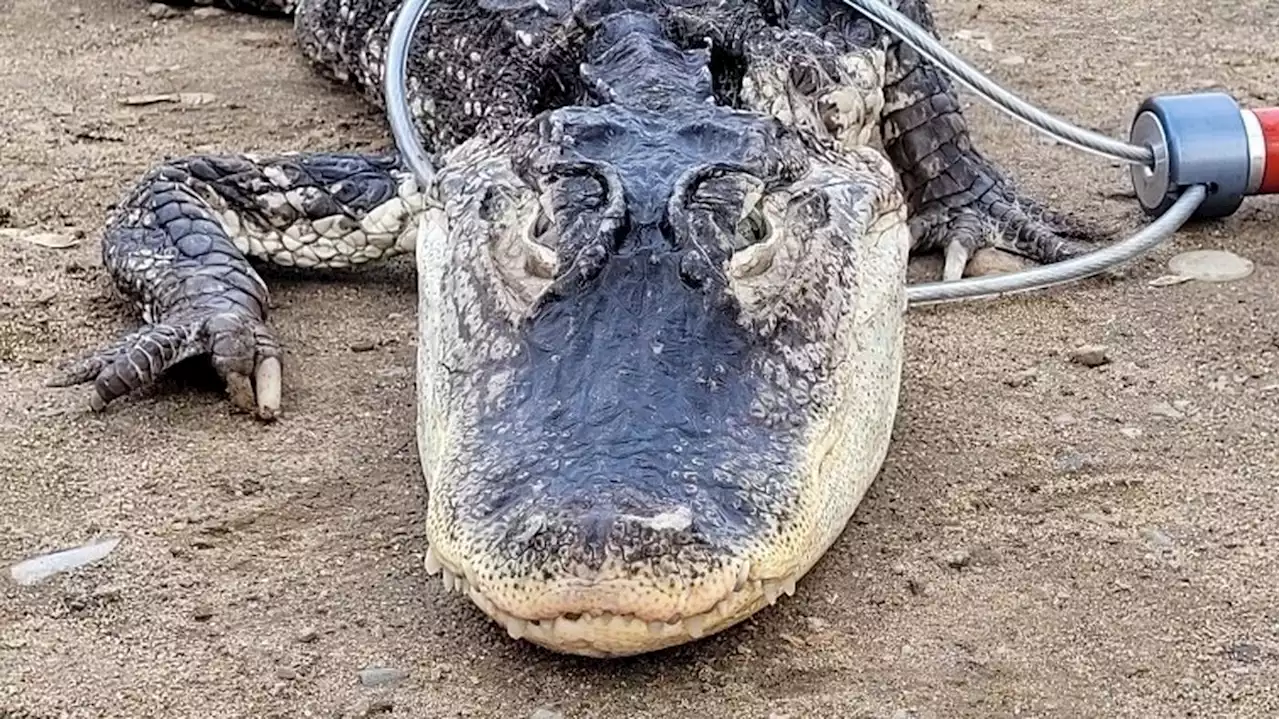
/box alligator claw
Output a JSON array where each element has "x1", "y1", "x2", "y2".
[
  {"x1": 907, "y1": 179, "x2": 1107, "y2": 281},
  {"x1": 47, "y1": 312, "x2": 282, "y2": 421}
]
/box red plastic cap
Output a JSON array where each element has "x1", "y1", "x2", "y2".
[{"x1": 1250, "y1": 107, "x2": 1278, "y2": 195}]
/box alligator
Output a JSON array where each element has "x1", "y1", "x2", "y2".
[{"x1": 48, "y1": 0, "x2": 1097, "y2": 657}]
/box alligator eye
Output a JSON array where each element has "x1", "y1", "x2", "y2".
[
  {"x1": 736, "y1": 205, "x2": 770, "y2": 248},
  {"x1": 727, "y1": 187, "x2": 776, "y2": 279},
  {"x1": 724, "y1": 182, "x2": 771, "y2": 251}
]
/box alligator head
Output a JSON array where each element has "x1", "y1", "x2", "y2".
[{"x1": 414, "y1": 7, "x2": 911, "y2": 656}]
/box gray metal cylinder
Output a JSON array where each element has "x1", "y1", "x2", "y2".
[{"x1": 1129, "y1": 92, "x2": 1251, "y2": 219}]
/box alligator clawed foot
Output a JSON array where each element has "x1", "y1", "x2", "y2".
[
  {"x1": 907, "y1": 168, "x2": 1110, "y2": 281},
  {"x1": 46, "y1": 311, "x2": 282, "y2": 421}
]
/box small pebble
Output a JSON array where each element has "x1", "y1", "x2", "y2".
[
  {"x1": 1149, "y1": 401, "x2": 1185, "y2": 420},
  {"x1": 804, "y1": 616, "x2": 829, "y2": 633},
  {"x1": 1052, "y1": 412, "x2": 1077, "y2": 427},
  {"x1": 296, "y1": 627, "x2": 319, "y2": 643},
  {"x1": 1119, "y1": 426, "x2": 1143, "y2": 439},
  {"x1": 191, "y1": 605, "x2": 215, "y2": 621},
  {"x1": 1069, "y1": 344, "x2": 1110, "y2": 367},
  {"x1": 350, "y1": 340, "x2": 377, "y2": 353},
  {"x1": 1003, "y1": 367, "x2": 1038, "y2": 388},
  {"x1": 1148, "y1": 274, "x2": 1192, "y2": 287},
  {"x1": 779, "y1": 633, "x2": 806, "y2": 647},
  {"x1": 192, "y1": 7, "x2": 227, "y2": 18},
  {"x1": 528, "y1": 709, "x2": 564, "y2": 719},
  {"x1": 1143, "y1": 527, "x2": 1174, "y2": 548},
  {"x1": 146, "y1": 3, "x2": 180, "y2": 19},
  {"x1": 276, "y1": 667, "x2": 298, "y2": 681},
  {"x1": 1055, "y1": 452, "x2": 1095, "y2": 474},
  {"x1": 358, "y1": 666, "x2": 408, "y2": 687},
  {"x1": 91, "y1": 584, "x2": 123, "y2": 602},
  {"x1": 1224, "y1": 642, "x2": 1265, "y2": 663},
  {"x1": 937, "y1": 548, "x2": 971, "y2": 569}
]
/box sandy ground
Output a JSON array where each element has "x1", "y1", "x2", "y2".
[{"x1": 0, "y1": 1, "x2": 1276, "y2": 717}]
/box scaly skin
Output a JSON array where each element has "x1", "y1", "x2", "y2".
[{"x1": 49, "y1": 0, "x2": 1096, "y2": 656}]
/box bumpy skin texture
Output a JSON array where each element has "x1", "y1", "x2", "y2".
[
  {"x1": 416, "y1": 73, "x2": 910, "y2": 653},
  {"x1": 50, "y1": 0, "x2": 1095, "y2": 655}
]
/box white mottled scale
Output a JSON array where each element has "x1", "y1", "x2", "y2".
[{"x1": 212, "y1": 169, "x2": 426, "y2": 270}]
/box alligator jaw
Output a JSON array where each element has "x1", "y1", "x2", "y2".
[{"x1": 424, "y1": 546, "x2": 803, "y2": 657}]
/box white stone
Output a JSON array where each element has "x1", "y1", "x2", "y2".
[{"x1": 1167, "y1": 249, "x2": 1254, "y2": 283}]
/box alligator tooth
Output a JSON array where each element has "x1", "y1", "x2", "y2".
[
  {"x1": 441, "y1": 569, "x2": 456, "y2": 592},
  {"x1": 763, "y1": 579, "x2": 783, "y2": 605},
  {"x1": 530, "y1": 618, "x2": 555, "y2": 643},
  {"x1": 552, "y1": 615, "x2": 581, "y2": 642},
  {"x1": 734, "y1": 562, "x2": 751, "y2": 591},
  {"x1": 781, "y1": 576, "x2": 797, "y2": 597},
  {"x1": 468, "y1": 586, "x2": 497, "y2": 615},
  {"x1": 423, "y1": 548, "x2": 443, "y2": 575},
  {"x1": 684, "y1": 615, "x2": 706, "y2": 639},
  {"x1": 648, "y1": 621, "x2": 668, "y2": 636},
  {"x1": 455, "y1": 574, "x2": 469, "y2": 595},
  {"x1": 506, "y1": 619, "x2": 527, "y2": 640},
  {"x1": 711, "y1": 597, "x2": 733, "y2": 619}
]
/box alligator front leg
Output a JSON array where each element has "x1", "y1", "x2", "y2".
[
  {"x1": 47, "y1": 152, "x2": 429, "y2": 419},
  {"x1": 876, "y1": 0, "x2": 1104, "y2": 279},
  {"x1": 768, "y1": 0, "x2": 1101, "y2": 279},
  {"x1": 872, "y1": 0, "x2": 1099, "y2": 278}
]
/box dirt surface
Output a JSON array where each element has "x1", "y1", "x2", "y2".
[{"x1": 0, "y1": 1, "x2": 1276, "y2": 717}]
